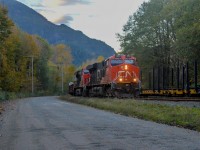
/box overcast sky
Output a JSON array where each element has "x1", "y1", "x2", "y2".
[{"x1": 16, "y1": 0, "x2": 146, "y2": 52}]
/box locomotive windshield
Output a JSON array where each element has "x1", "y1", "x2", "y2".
[
  {"x1": 125, "y1": 59, "x2": 135, "y2": 65},
  {"x1": 111, "y1": 59, "x2": 123, "y2": 66},
  {"x1": 83, "y1": 70, "x2": 90, "y2": 74}
]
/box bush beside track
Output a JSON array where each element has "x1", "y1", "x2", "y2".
[{"x1": 61, "y1": 95, "x2": 200, "y2": 132}]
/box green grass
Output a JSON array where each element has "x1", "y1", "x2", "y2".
[{"x1": 61, "y1": 95, "x2": 200, "y2": 132}]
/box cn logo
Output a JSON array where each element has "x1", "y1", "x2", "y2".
[{"x1": 117, "y1": 71, "x2": 132, "y2": 78}]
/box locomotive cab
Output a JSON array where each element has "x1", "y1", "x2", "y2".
[
  {"x1": 72, "y1": 69, "x2": 91, "y2": 96},
  {"x1": 81, "y1": 69, "x2": 91, "y2": 86}
]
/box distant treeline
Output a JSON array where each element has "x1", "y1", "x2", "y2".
[
  {"x1": 118, "y1": 0, "x2": 200, "y2": 87},
  {"x1": 0, "y1": 5, "x2": 75, "y2": 95}
]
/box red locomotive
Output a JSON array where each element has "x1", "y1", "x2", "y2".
[{"x1": 68, "y1": 54, "x2": 141, "y2": 98}]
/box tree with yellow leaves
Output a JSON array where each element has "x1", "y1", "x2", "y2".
[{"x1": 50, "y1": 44, "x2": 73, "y2": 93}]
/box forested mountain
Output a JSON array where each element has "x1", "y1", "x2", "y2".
[{"x1": 0, "y1": 0, "x2": 115, "y2": 65}]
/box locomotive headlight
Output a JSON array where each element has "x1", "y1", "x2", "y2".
[
  {"x1": 125, "y1": 65, "x2": 128, "y2": 70},
  {"x1": 133, "y1": 78, "x2": 137, "y2": 82},
  {"x1": 119, "y1": 78, "x2": 123, "y2": 82}
]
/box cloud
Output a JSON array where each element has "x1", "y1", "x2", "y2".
[
  {"x1": 55, "y1": 15, "x2": 74, "y2": 25},
  {"x1": 60, "y1": 0, "x2": 91, "y2": 5},
  {"x1": 34, "y1": 8, "x2": 56, "y2": 14},
  {"x1": 39, "y1": 0, "x2": 90, "y2": 8},
  {"x1": 30, "y1": 3, "x2": 45, "y2": 7}
]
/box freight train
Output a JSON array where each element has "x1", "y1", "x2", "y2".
[{"x1": 68, "y1": 54, "x2": 141, "y2": 98}]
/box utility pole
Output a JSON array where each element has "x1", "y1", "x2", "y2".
[
  {"x1": 61, "y1": 64, "x2": 64, "y2": 93},
  {"x1": 24, "y1": 56, "x2": 34, "y2": 95},
  {"x1": 31, "y1": 56, "x2": 34, "y2": 94}
]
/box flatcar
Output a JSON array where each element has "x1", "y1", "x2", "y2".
[{"x1": 140, "y1": 60, "x2": 200, "y2": 97}]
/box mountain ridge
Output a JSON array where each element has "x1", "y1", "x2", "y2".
[{"x1": 0, "y1": 0, "x2": 115, "y2": 65}]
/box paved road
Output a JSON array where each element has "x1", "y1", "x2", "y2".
[{"x1": 0, "y1": 97, "x2": 200, "y2": 150}]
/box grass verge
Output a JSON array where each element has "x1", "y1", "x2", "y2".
[{"x1": 60, "y1": 95, "x2": 200, "y2": 132}]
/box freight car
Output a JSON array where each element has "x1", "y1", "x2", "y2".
[
  {"x1": 69, "y1": 54, "x2": 141, "y2": 98},
  {"x1": 140, "y1": 61, "x2": 200, "y2": 97}
]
